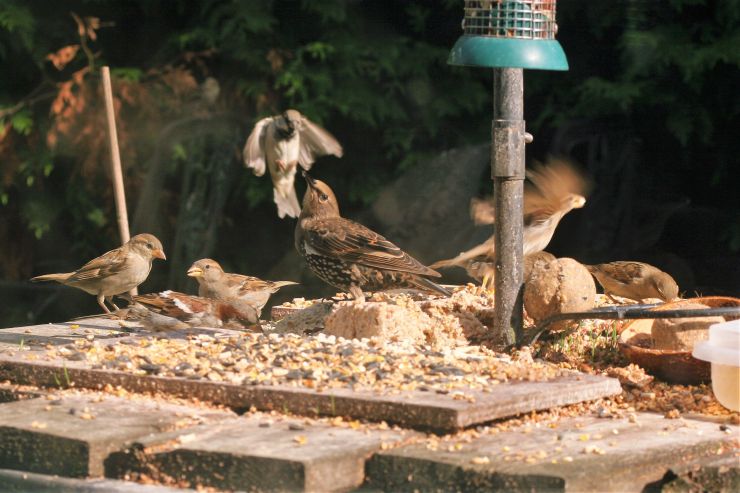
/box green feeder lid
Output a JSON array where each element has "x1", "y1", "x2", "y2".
[{"x1": 448, "y1": 36, "x2": 568, "y2": 71}]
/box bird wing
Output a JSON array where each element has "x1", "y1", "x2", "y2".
[
  {"x1": 67, "y1": 246, "x2": 130, "y2": 282},
  {"x1": 524, "y1": 158, "x2": 591, "y2": 208},
  {"x1": 243, "y1": 117, "x2": 273, "y2": 177},
  {"x1": 470, "y1": 197, "x2": 496, "y2": 225},
  {"x1": 297, "y1": 117, "x2": 343, "y2": 170},
  {"x1": 594, "y1": 262, "x2": 648, "y2": 284},
  {"x1": 305, "y1": 218, "x2": 440, "y2": 277},
  {"x1": 222, "y1": 273, "x2": 278, "y2": 295}
]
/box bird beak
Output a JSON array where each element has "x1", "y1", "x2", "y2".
[
  {"x1": 302, "y1": 170, "x2": 316, "y2": 188},
  {"x1": 152, "y1": 249, "x2": 166, "y2": 260},
  {"x1": 187, "y1": 266, "x2": 203, "y2": 277}
]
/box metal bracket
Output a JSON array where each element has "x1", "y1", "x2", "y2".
[
  {"x1": 522, "y1": 304, "x2": 740, "y2": 346},
  {"x1": 491, "y1": 119, "x2": 525, "y2": 178}
]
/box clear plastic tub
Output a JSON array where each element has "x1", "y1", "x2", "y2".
[{"x1": 692, "y1": 319, "x2": 740, "y2": 411}]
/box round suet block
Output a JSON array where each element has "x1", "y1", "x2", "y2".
[
  {"x1": 523, "y1": 251, "x2": 556, "y2": 284},
  {"x1": 524, "y1": 257, "x2": 596, "y2": 330},
  {"x1": 651, "y1": 302, "x2": 722, "y2": 351}
]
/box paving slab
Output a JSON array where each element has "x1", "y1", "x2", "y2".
[
  {"x1": 0, "y1": 382, "x2": 45, "y2": 403},
  {"x1": 106, "y1": 414, "x2": 414, "y2": 493},
  {"x1": 365, "y1": 412, "x2": 740, "y2": 492},
  {"x1": 0, "y1": 319, "x2": 131, "y2": 352},
  {"x1": 0, "y1": 350, "x2": 621, "y2": 432},
  {"x1": 0, "y1": 394, "x2": 233, "y2": 478},
  {"x1": 645, "y1": 453, "x2": 740, "y2": 492},
  {"x1": 0, "y1": 468, "x2": 192, "y2": 492}
]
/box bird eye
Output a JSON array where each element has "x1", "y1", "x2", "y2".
[
  {"x1": 146, "y1": 242, "x2": 153, "y2": 249},
  {"x1": 205, "y1": 265, "x2": 210, "y2": 270},
  {"x1": 319, "y1": 193, "x2": 328, "y2": 202}
]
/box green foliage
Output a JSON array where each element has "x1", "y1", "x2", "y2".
[
  {"x1": 0, "y1": 0, "x2": 34, "y2": 53},
  {"x1": 10, "y1": 108, "x2": 33, "y2": 134}
]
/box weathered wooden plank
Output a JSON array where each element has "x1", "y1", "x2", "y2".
[
  {"x1": 106, "y1": 415, "x2": 412, "y2": 492},
  {"x1": 0, "y1": 468, "x2": 191, "y2": 492},
  {"x1": 0, "y1": 395, "x2": 233, "y2": 477},
  {"x1": 0, "y1": 320, "x2": 133, "y2": 352},
  {"x1": 0, "y1": 354, "x2": 621, "y2": 432},
  {"x1": 0, "y1": 383, "x2": 45, "y2": 403},
  {"x1": 365, "y1": 413, "x2": 740, "y2": 492}
]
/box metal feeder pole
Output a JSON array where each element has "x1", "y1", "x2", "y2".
[
  {"x1": 492, "y1": 68, "x2": 526, "y2": 345},
  {"x1": 448, "y1": 1, "x2": 568, "y2": 345}
]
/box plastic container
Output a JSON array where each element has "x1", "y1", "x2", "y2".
[{"x1": 692, "y1": 319, "x2": 740, "y2": 411}]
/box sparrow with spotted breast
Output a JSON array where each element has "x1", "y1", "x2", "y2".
[{"x1": 296, "y1": 172, "x2": 450, "y2": 302}]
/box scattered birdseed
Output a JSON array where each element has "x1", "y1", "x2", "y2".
[{"x1": 45, "y1": 330, "x2": 567, "y2": 396}]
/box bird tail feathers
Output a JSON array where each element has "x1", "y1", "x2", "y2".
[
  {"x1": 30, "y1": 273, "x2": 72, "y2": 283},
  {"x1": 412, "y1": 276, "x2": 452, "y2": 297},
  {"x1": 273, "y1": 280, "x2": 299, "y2": 288},
  {"x1": 429, "y1": 241, "x2": 494, "y2": 270},
  {"x1": 274, "y1": 187, "x2": 301, "y2": 219}
]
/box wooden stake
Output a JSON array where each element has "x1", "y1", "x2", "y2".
[{"x1": 101, "y1": 66, "x2": 136, "y2": 294}]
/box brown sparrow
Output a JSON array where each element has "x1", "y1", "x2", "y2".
[
  {"x1": 431, "y1": 158, "x2": 588, "y2": 287},
  {"x1": 243, "y1": 109, "x2": 343, "y2": 218},
  {"x1": 31, "y1": 233, "x2": 166, "y2": 313},
  {"x1": 586, "y1": 261, "x2": 680, "y2": 302},
  {"x1": 132, "y1": 290, "x2": 259, "y2": 329},
  {"x1": 187, "y1": 258, "x2": 297, "y2": 317},
  {"x1": 296, "y1": 172, "x2": 450, "y2": 302}
]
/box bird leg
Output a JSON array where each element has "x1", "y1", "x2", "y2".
[
  {"x1": 349, "y1": 285, "x2": 366, "y2": 303},
  {"x1": 276, "y1": 159, "x2": 287, "y2": 172},
  {"x1": 480, "y1": 270, "x2": 497, "y2": 293},
  {"x1": 106, "y1": 296, "x2": 121, "y2": 311},
  {"x1": 96, "y1": 295, "x2": 111, "y2": 314}
]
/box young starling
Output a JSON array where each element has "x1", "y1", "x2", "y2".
[
  {"x1": 243, "y1": 109, "x2": 343, "y2": 219},
  {"x1": 586, "y1": 261, "x2": 680, "y2": 303},
  {"x1": 187, "y1": 258, "x2": 298, "y2": 317},
  {"x1": 31, "y1": 233, "x2": 166, "y2": 313},
  {"x1": 295, "y1": 172, "x2": 451, "y2": 302}
]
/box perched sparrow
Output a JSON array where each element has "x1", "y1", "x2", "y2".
[
  {"x1": 296, "y1": 172, "x2": 450, "y2": 302},
  {"x1": 243, "y1": 109, "x2": 343, "y2": 219},
  {"x1": 31, "y1": 233, "x2": 166, "y2": 313},
  {"x1": 431, "y1": 159, "x2": 588, "y2": 279},
  {"x1": 132, "y1": 290, "x2": 259, "y2": 329},
  {"x1": 586, "y1": 261, "x2": 680, "y2": 302},
  {"x1": 187, "y1": 258, "x2": 298, "y2": 316}
]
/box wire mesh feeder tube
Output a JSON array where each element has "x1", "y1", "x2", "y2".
[
  {"x1": 463, "y1": 0, "x2": 559, "y2": 39},
  {"x1": 492, "y1": 68, "x2": 526, "y2": 346}
]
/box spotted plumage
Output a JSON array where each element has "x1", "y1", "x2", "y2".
[{"x1": 295, "y1": 172, "x2": 450, "y2": 301}]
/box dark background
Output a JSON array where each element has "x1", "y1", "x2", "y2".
[{"x1": 1, "y1": 0, "x2": 738, "y2": 325}]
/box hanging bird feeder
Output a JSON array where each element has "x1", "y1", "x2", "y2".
[
  {"x1": 448, "y1": 0, "x2": 568, "y2": 345},
  {"x1": 449, "y1": 0, "x2": 568, "y2": 70}
]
